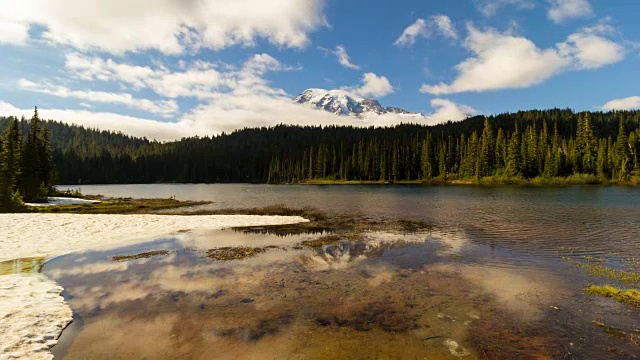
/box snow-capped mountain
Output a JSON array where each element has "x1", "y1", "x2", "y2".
[{"x1": 294, "y1": 88, "x2": 424, "y2": 118}]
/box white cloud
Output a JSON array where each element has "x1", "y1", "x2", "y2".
[
  {"x1": 0, "y1": 94, "x2": 452, "y2": 142},
  {"x1": 0, "y1": 100, "x2": 185, "y2": 141},
  {"x1": 432, "y1": 15, "x2": 458, "y2": 40},
  {"x1": 0, "y1": 53, "x2": 440, "y2": 140},
  {"x1": 0, "y1": 21, "x2": 29, "y2": 45},
  {"x1": 18, "y1": 79, "x2": 179, "y2": 116},
  {"x1": 341, "y1": 73, "x2": 395, "y2": 98},
  {"x1": 0, "y1": 0, "x2": 327, "y2": 53},
  {"x1": 557, "y1": 25, "x2": 625, "y2": 69},
  {"x1": 600, "y1": 96, "x2": 640, "y2": 111},
  {"x1": 429, "y1": 99, "x2": 476, "y2": 124},
  {"x1": 548, "y1": 0, "x2": 593, "y2": 23},
  {"x1": 475, "y1": 0, "x2": 535, "y2": 17},
  {"x1": 421, "y1": 26, "x2": 568, "y2": 95},
  {"x1": 421, "y1": 24, "x2": 625, "y2": 95},
  {"x1": 64, "y1": 52, "x2": 298, "y2": 101},
  {"x1": 395, "y1": 19, "x2": 427, "y2": 47},
  {"x1": 333, "y1": 46, "x2": 360, "y2": 70},
  {"x1": 394, "y1": 15, "x2": 457, "y2": 47}
]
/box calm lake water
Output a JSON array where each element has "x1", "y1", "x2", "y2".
[
  {"x1": 49, "y1": 184, "x2": 640, "y2": 359},
  {"x1": 61, "y1": 184, "x2": 640, "y2": 259}
]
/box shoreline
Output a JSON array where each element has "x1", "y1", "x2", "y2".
[
  {"x1": 0, "y1": 208, "x2": 309, "y2": 360},
  {"x1": 56, "y1": 175, "x2": 640, "y2": 188},
  {"x1": 290, "y1": 175, "x2": 640, "y2": 186}
]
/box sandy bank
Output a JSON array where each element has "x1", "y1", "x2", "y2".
[{"x1": 0, "y1": 213, "x2": 308, "y2": 360}]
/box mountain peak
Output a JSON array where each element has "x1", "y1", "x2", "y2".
[{"x1": 294, "y1": 88, "x2": 423, "y2": 118}]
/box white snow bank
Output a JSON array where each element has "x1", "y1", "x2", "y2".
[
  {"x1": 0, "y1": 274, "x2": 72, "y2": 360},
  {"x1": 24, "y1": 197, "x2": 101, "y2": 207},
  {"x1": 0, "y1": 213, "x2": 308, "y2": 359},
  {"x1": 0, "y1": 213, "x2": 308, "y2": 263}
]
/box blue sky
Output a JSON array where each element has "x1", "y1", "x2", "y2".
[{"x1": 0, "y1": 0, "x2": 638, "y2": 140}]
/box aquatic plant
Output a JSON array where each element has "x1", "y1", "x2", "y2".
[
  {"x1": 591, "y1": 320, "x2": 640, "y2": 346},
  {"x1": 563, "y1": 257, "x2": 640, "y2": 284},
  {"x1": 112, "y1": 250, "x2": 170, "y2": 262},
  {"x1": 586, "y1": 285, "x2": 640, "y2": 308},
  {"x1": 206, "y1": 246, "x2": 269, "y2": 261}
]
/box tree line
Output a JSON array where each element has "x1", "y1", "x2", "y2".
[
  {"x1": 267, "y1": 111, "x2": 640, "y2": 184},
  {"x1": 0, "y1": 108, "x2": 55, "y2": 210},
  {"x1": 1, "y1": 108, "x2": 639, "y2": 191}
]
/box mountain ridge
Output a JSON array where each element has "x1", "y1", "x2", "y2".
[{"x1": 293, "y1": 88, "x2": 424, "y2": 119}]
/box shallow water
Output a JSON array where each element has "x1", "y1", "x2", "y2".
[
  {"x1": 50, "y1": 184, "x2": 640, "y2": 358},
  {"x1": 43, "y1": 228, "x2": 640, "y2": 359},
  {"x1": 0, "y1": 257, "x2": 46, "y2": 275}
]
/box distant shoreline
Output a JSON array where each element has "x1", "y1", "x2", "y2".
[{"x1": 290, "y1": 174, "x2": 640, "y2": 186}]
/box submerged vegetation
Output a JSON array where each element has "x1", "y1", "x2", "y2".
[
  {"x1": 591, "y1": 320, "x2": 640, "y2": 346},
  {"x1": 564, "y1": 257, "x2": 640, "y2": 284},
  {"x1": 206, "y1": 246, "x2": 271, "y2": 261},
  {"x1": 586, "y1": 285, "x2": 640, "y2": 308},
  {"x1": 112, "y1": 250, "x2": 170, "y2": 262}
]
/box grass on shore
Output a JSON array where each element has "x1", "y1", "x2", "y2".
[
  {"x1": 295, "y1": 174, "x2": 640, "y2": 186},
  {"x1": 26, "y1": 197, "x2": 209, "y2": 214},
  {"x1": 586, "y1": 285, "x2": 640, "y2": 308}
]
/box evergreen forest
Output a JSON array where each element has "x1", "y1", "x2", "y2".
[{"x1": 1, "y1": 109, "x2": 640, "y2": 199}]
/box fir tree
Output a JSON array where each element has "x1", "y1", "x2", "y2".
[{"x1": 0, "y1": 118, "x2": 23, "y2": 209}]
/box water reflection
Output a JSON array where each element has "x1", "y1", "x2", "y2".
[{"x1": 44, "y1": 228, "x2": 629, "y2": 359}]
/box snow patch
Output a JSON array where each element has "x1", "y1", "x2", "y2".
[
  {"x1": 0, "y1": 213, "x2": 308, "y2": 262},
  {"x1": 24, "y1": 197, "x2": 101, "y2": 207},
  {"x1": 0, "y1": 274, "x2": 72, "y2": 360}
]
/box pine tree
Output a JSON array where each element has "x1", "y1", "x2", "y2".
[
  {"x1": 0, "y1": 118, "x2": 23, "y2": 209},
  {"x1": 506, "y1": 125, "x2": 521, "y2": 177},
  {"x1": 616, "y1": 117, "x2": 630, "y2": 178},
  {"x1": 21, "y1": 107, "x2": 43, "y2": 201},
  {"x1": 39, "y1": 123, "x2": 54, "y2": 192},
  {"x1": 479, "y1": 118, "x2": 495, "y2": 177},
  {"x1": 421, "y1": 134, "x2": 433, "y2": 180}
]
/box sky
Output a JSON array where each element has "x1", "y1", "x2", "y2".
[{"x1": 0, "y1": 0, "x2": 638, "y2": 141}]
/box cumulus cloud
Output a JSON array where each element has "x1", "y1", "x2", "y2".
[
  {"x1": 394, "y1": 15, "x2": 457, "y2": 47},
  {"x1": 475, "y1": 0, "x2": 535, "y2": 17},
  {"x1": 0, "y1": 93, "x2": 453, "y2": 142},
  {"x1": 429, "y1": 99, "x2": 476, "y2": 123},
  {"x1": 557, "y1": 24, "x2": 625, "y2": 69},
  {"x1": 548, "y1": 0, "x2": 593, "y2": 23},
  {"x1": 0, "y1": 53, "x2": 442, "y2": 140},
  {"x1": 64, "y1": 52, "x2": 297, "y2": 101},
  {"x1": 421, "y1": 24, "x2": 626, "y2": 95},
  {"x1": 600, "y1": 96, "x2": 640, "y2": 111},
  {"x1": 0, "y1": 0, "x2": 327, "y2": 54},
  {"x1": 341, "y1": 73, "x2": 395, "y2": 98},
  {"x1": 0, "y1": 100, "x2": 185, "y2": 141},
  {"x1": 18, "y1": 79, "x2": 179, "y2": 116}
]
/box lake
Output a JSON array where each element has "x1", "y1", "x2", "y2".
[{"x1": 50, "y1": 184, "x2": 640, "y2": 359}]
